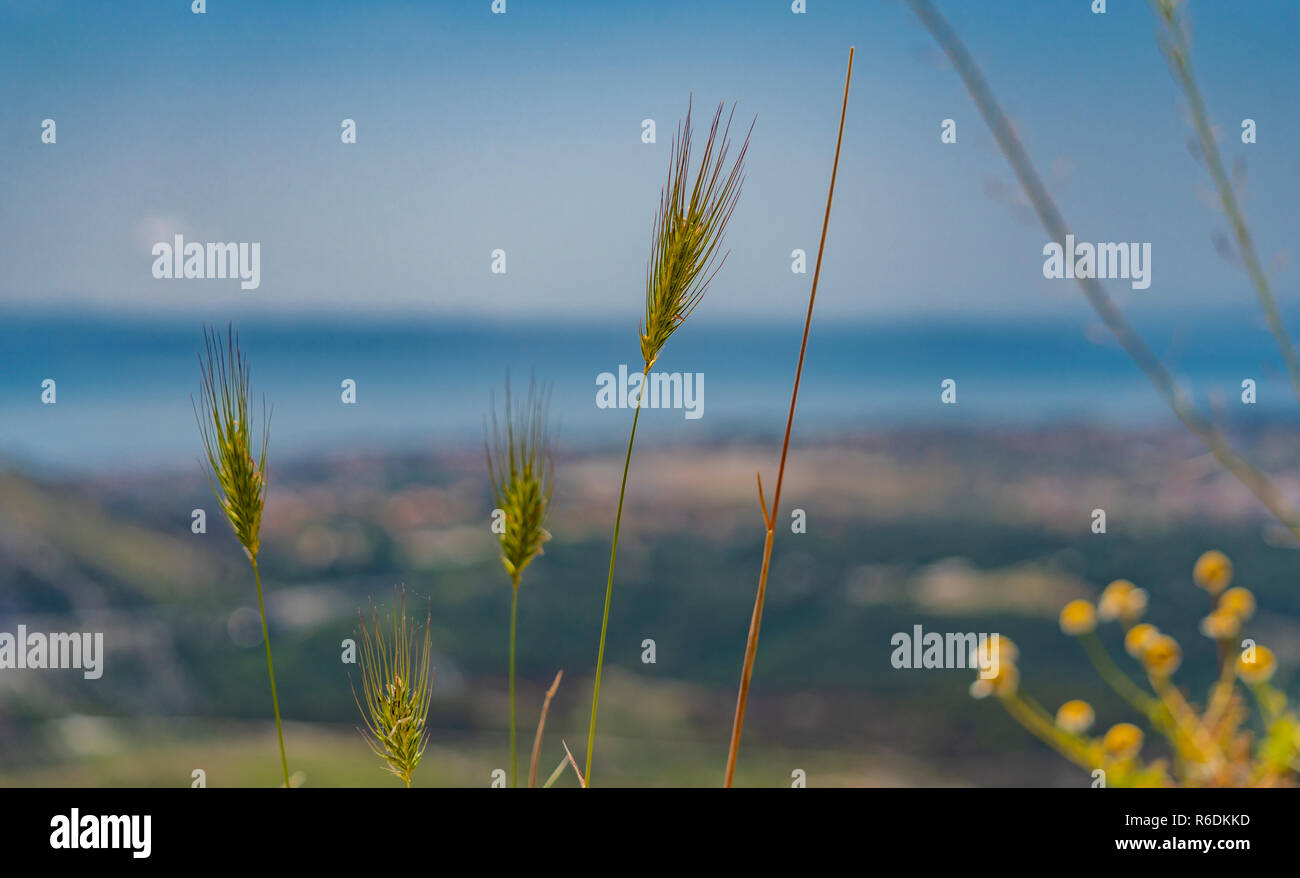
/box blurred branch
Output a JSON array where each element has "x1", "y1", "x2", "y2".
[
  {"x1": 1150, "y1": 0, "x2": 1300, "y2": 407},
  {"x1": 905, "y1": 0, "x2": 1300, "y2": 540}
]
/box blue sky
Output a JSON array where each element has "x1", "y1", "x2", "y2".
[{"x1": 2, "y1": 0, "x2": 1299, "y2": 327}]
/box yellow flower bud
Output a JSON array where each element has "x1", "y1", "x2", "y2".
[
  {"x1": 1102, "y1": 723, "x2": 1144, "y2": 760},
  {"x1": 1141, "y1": 634, "x2": 1182, "y2": 678},
  {"x1": 1059, "y1": 599, "x2": 1098, "y2": 636},
  {"x1": 1055, "y1": 699, "x2": 1095, "y2": 734},
  {"x1": 1122, "y1": 588, "x2": 1149, "y2": 622},
  {"x1": 1097, "y1": 579, "x2": 1134, "y2": 621},
  {"x1": 970, "y1": 634, "x2": 1017, "y2": 667},
  {"x1": 1124, "y1": 623, "x2": 1159, "y2": 658},
  {"x1": 994, "y1": 635, "x2": 1018, "y2": 665},
  {"x1": 1236, "y1": 645, "x2": 1276, "y2": 684},
  {"x1": 970, "y1": 661, "x2": 1019, "y2": 700},
  {"x1": 1199, "y1": 608, "x2": 1240, "y2": 640},
  {"x1": 1218, "y1": 587, "x2": 1255, "y2": 621},
  {"x1": 1193, "y1": 550, "x2": 1233, "y2": 594}
]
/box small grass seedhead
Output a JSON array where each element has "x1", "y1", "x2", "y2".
[
  {"x1": 351, "y1": 587, "x2": 435, "y2": 787},
  {"x1": 639, "y1": 99, "x2": 752, "y2": 370},
  {"x1": 194, "y1": 324, "x2": 269, "y2": 562},
  {"x1": 485, "y1": 374, "x2": 556, "y2": 585}
]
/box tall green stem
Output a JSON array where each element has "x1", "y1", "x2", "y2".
[
  {"x1": 251, "y1": 559, "x2": 290, "y2": 788},
  {"x1": 1079, "y1": 632, "x2": 1156, "y2": 715},
  {"x1": 509, "y1": 577, "x2": 519, "y2": 787},
  {"x1": 585, "y1": 369, "x2": 647, "y2": 786},
  {"x1": 1001, "y1": 694, "x2": 1094, "y2": 769}
]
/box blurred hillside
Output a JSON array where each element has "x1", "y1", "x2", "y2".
[{"x1": 2, "y1": 426, "x2": 1299, "y2": 786}]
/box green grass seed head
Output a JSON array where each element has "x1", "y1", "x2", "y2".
[
  {"x1": 193, "y1": 324, "x2": 269, "y2": 562},
  {"x1": 351, "y1": 587, "x2": 435, "y2": 787},
  {"x1": 485, "y1": 373, "x2": 556, "y2": 586},
  {"x1": 640, "y1": 99, "x2": 752, "y2": 371}
]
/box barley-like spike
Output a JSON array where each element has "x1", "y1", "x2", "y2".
[
  {"x1": 192, "y1": 324, "x2": 289, "y2": 787},
  {"x1": 193, "y1": 323, "x2": 269, "y2": 561},
  {"x1": 485, "y1": 371, "x2": 558, "y2": 787},
  {"x1": 485, "y1": 372, "x2": 556, "y2": 583},
  {"x1": 588, "y1": 96, "x2": 752, "y2": 787},
  {"x1": 350, "y1": 586, "x2": 436, "y2": 786},
  {"x1": 640, "y1": 99, "x2": 752, "y2": 370}
]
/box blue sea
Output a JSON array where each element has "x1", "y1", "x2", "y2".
[{"x1": 1, "y1": 311, "x2": 1295, "y2": 474}]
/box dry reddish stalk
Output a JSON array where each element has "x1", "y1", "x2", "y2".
[
  {"x1": 723, "y1": 47, "x2": 854, "y2": 788},
  {"x1": 528, "y1": 669, "x2": 563, "y2": 788}
]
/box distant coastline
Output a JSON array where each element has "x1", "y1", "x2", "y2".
[{"x1": 2, "y1": 311, "x2": 1296, "y2": 473}]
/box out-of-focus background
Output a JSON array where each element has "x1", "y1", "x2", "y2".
[
  {"x1": 3, "y1": 317, "x2": 1300, "y2": 787},
  {"x1": 2, "y1": 0, "x2": 1299, "y2": 786}
]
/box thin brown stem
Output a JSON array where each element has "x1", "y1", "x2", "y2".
[
  {"x1": 723, "y1": 46, "x2": 854, "y2": 788},
  {"x1": 528, "y1": 669, "x2": 563, "y2": 788},
  {"x1": 562, "y1": 739, "x2": 587, "y2": 788}
]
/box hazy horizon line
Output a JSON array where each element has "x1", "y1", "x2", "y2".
[{"x1": 4, "y1": 300, "x2": 1299, "y2": 334}]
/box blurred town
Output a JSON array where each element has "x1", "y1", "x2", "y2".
[{"x1": 3, "y1": 425, "x2": 1297, "y2": 786}]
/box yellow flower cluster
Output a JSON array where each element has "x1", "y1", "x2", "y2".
[
  {"x1": 974, "y1": 550, "x2": 1294, "y2": 787},
  {"x1": 1199, "y1": 580, "x2": 1256, "y2": 643}
]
